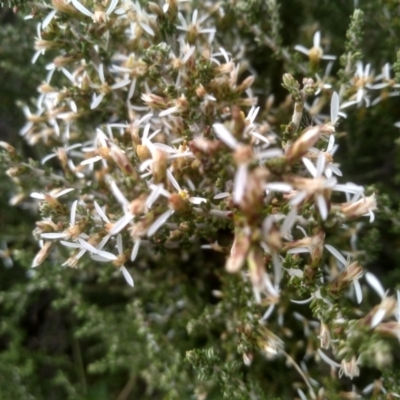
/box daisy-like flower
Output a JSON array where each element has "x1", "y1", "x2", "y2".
[
  {"x1": 341, "y1": 61, "x2": 374, "y2": 109},
  {"x1": 176, "y1": 9, "x2": 216, "y2": 41},
  {"x1": 90, "y1": 63, "x2": 131, "y2": 110},
  {"x1": 294, "y1": 31, "x2": 336, "y2": 64},
  {"x1": 318, "y1": 350, "x2": 360, "y2": 380},
  {"x1": 30, "y1": 188, "x2": 75, "y2": 215},
  {"x1": 212, "y1": 122, "x2": 282, "y2": 204},
  {"x1": 290, "y1": 152, "x2": 364, "y2": 220},
  {"x1": 308, "y1": 135, "x2": 342, "y2": 178},
  {"x1": 71, "y1": 0, "x2": 119, "y2": 23},
  {"x1": 324, "y1": 244, "x2": 363, "y2": 304},
  {"x1": 41, "y1": 199, "x2": 87, "y2": 241},
  {"x1": 89, "y1": 234, "x2": 134, "y2": 286}
]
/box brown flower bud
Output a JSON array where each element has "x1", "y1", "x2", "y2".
[{"x1": 285, "y1": 125, "x2": 322, "y2": 163}]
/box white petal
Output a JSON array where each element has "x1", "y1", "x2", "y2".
[
  {"x1": 213, "y1": 192, "x2": 230, "y2": 199},
  {"x1": 77, "y1": 237, "x2": 98, "y2": 253},
  {"x1": 90, "y1": 93, "x2": 105, "y2": 110},
  {"x1": 55, "y1": 188, "x2": 75, "y2": 198},
  {"x1": 212, "y1": 123, "x2": 238, "y2": 149},
  {"x1": 189, "y1": 197, "x2": 207, "y2": 205},
  {"x1": 95, "y1": 249, "x2": 118, "y2": 261},
  {"x1": 109, "y1": 214, "x2": 134, "y2": 235},
  {"x1": 280, "y1": 207, "x2": 297, "y2": 236},
  {"x1": 354, "y1": 280, "x2": 363, "y2": 304},
  {"x1": 302, "y1": 157, "x2": 318, "y2": 178},
  {"x1": 30, "y1": 192, "x2": 45, "y2": 200},
  {"x1": 131, "y1": 239, "x2": 141, "y2": 262},
  {"x1": 42, "y1": 9, "x2": 57, "y2": 29},
  {"x1": 365, "y1": 272, "x2": 386, "y2": 299},
  {"x1": 41, "y1": 232, "x2": 68, "y2": 239},
  {"x1": 166, "y1": 169, "x2": 181, "y2": 192},
  {"x1": 313, "y1": 31, "x2": 321, "y2": 48},
  {"x1": 121, "y1": 266, "x2": 134, "y2": 287},
  {"x1": 106, "y1": 0, "x2": 119, "y2": 15},
  {"x1": 294, "y1": 45, "x2": 310, "y2": 56},
  {"x1": 265, "y1": 182, "x2": 293, "y2": 192},
  {"x1": 110, "y1": 79, "x2": 131, "y2": 90},
  {"x1": 94, "y1": 201, "x2": 110, "y2": 223},
  {"x1": 371, "y1": 308, "x2": 386, "y2": 328},
  {"x1": 291, "y1": 297, "x2": 313, "y2": 304},
  {"x1": 324, "y1": 244, "x2": 347, "y2": 266},
  {"x1": 233, "y1": 164, "x2": 248, "y2": 204},
  {"x1": 71, "y1": 0, "x2": 94, "y2": 17},
  {"x1": 261, "y1": 304, "x2": 275, "y2": 321},
  {"x1": 147, "y1": 209, "x2": 174, "y2": 236},
  {"x1": 60, "y1": 240, "x2": 81, "y2": 248},
  {"x1": 318, "y1": 349, "x2": 341, "y2": 368},
  {"x1": 117, "y1": 233, "x2": 123, "y2": 255},
  {"x1": 70, "y1": 200, "x2": 78, "y2": 225}
]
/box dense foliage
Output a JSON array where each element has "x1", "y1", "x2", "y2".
[{"x1": 1, "y1": 1, "x2": 400, "y2": 399}]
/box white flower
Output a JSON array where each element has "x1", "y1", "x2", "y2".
[
  {"x1": 294, "y1": 31, "x2": 336, "y2": 63},
  {"x1": 71, "y1": 0, "x2": 119, "y2": 23}
]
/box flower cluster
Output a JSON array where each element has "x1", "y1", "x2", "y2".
[{"x1": 2, "y1": 0, "x2": 400, "y2": 398}]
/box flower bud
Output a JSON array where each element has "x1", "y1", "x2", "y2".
[
  {"x1": 226, "y1": 229, "x2": 251, "y2": 273},
  {"x1": 285, "y1": 125, "x2": 322, "y2": 163}
]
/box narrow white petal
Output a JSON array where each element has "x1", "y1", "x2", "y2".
[
  {"x1": 365, "y1": 272, "x2": 386, "y2": 299},
  {"x1": 121, "y1": 266, "x2": 134, "y2": 287},
  {"x1": 317, "y1": 349, "x2": 341, "y2": 368},
  {"x1": 90, "y1": 93, "x2": 104, "y2": 110},
  {"x1": 250, "y1": 131, "x2": 269, "y2": 145},
  {"x1": 331, "y1": 92, "x2": 340, "y2": 124},
  {"x1": 70, "y1": 200, "x2": 78, "y2": 225},
  {"x1": 265, "y1": 182, "x2": 293, "y2": 192},
  {"x1": 294, "y1": 45, "x2": 310, "y2": 56},
  {"x1": 117, "y1": 233, "x2": 123, "y2": 255},
  {"x1": 77, "y1": 237, "x2": 98, "y2": 253},
  {"x1": 280, "y1": 207, "x2": 297, "y2": 236},
  {"x1": 324, "y1": 244, "x2": 347, "y2": 266},
  {"x1": 261, "y1": 304, "x2": 275, "y2": 321},
  {"x1": 256, "y1": 149, "x2": 283, "y2": 160},
  {"x1": 131, "y1": 239, "x2": 141, "y2": 262},
  {"x1": 41, "y1": 232, "x2": 68, "y2": 239},
  {"x1": 371, "y1": 308, "x2": 386, "y2": 328},
  {"x1": 109, "y1": 214, "x2": 134, "y2": 235},
  {"x1": 166, "y1": 169, "x2": 181, "y2": 192},
  {"x1": 91, "y1": 254, "x2": 112, "y2": 262},
  {"x1": 110, "y1": 79, "x2": 131, "y2": 90},
  {"x1": 289, "y1": 190, "x2": 308, "y2": 206},
  {"x1": 60, "y1": 240, "x2": 81, "y2": 248},
  {"x1": 138, "y1": 21, "x2": 155, "y2": 36},
  {"x1": 80, "y1": 156, "x2": 103, "y2": 166},
  {"x1": 302, "y1": 157, "x2": 318, "y2": 178},
  {"x1": 95, "y1": 249, "x2": 118, "y2": 261},
  {"x1": 291, "y1": 297, "x2": 313, "y2": 304},
  {"x1": 313, "y1": 31, "x2": 321, "y2": 48},
  {"x1": 106, "y1": 0, "x2": 119, "y2": 15},
  {"x1": 72, "y1": 0, "x2": 94, "y2": 17},
  {"x1": 97, "y1": 235, "x2": 110, "y2": 251},
  {"x1": 189, "y1": 197, "x2": 207, "y2": 205},
  {"x1": 213, "y1": 192, "x2": 230, "y2": 199},
  {"x1": 287, "y1": 248, "x2": 310, "y2": 254},
  {"x1": 316, "y1": 194, "x2": 328, "y2": 220},
  {"x1": 42, "y1": 9, "x2": 57, "y2": 29},
  {"x1": 94, "y1": 201, "x2": 110, "y2": 223},
  {"x1": 30, "y1": 192, "x2": 45, "y2": 200},
  {"x1": 316, "y1": 153, "x2": 326, "y2": 177},
  {"x1": 147, "y1": 209, "x2": 174, "y2": 237},
  {"x1": 212, "y1": 123, "x2": 238, "y2": 149},
  {"x1": 354, "y1": 280, "x2": 363, "y2": 304},
  {"x1": 233, "y1": 164, "x2": 248, "y2": 204},
  {"x1": 54, "y1": 188, "x2": 75, "y2": 198}
]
